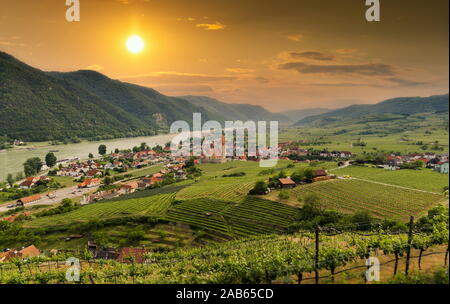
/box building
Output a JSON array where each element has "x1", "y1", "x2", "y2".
[
  {"x1": 78, "y1": 178, "x2": 101, "y2": 188},
  {"x1": 279, "y1": 178, "x2": 296, "y2": 189},
  {"x1": 313, "y1": 170, "x2": 328, "y2": 178},
  {"x1": 119, "y1": 181, "x2": 139, "y2": 194},
  {"x1": 0, "y1": 245, "x2": 41, "y2": 262},
  {"x1": 436, "y1": 161, "x2": 449, "y2": 174},
  {"x1": 16, "y1": 194, "x2": 42, "y2": 206}
]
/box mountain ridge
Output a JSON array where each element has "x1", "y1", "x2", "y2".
[{"x1": 295, "y1": 94, "x2": 449, "y2": 126}]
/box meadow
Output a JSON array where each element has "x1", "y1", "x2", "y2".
[{"x1": 279, "y1": 113, "x2": 449, "y2": 155}]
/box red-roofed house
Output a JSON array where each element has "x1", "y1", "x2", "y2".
[
  {"x1": 78, "y1": 178, "x2": 101, "y2": 188},
  {"x1": 16, "y1": 194, "x2": 41, "y2": 206},
  {"x1": 279, "y1": 178, "x2": 296, "y2": 189}
]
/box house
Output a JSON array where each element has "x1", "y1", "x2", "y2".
[
  {"x1": 387, "y1": 155, "x2": 403, "y2": 166},
  {"x1": 0, "y1": 250, "x2": 18, "y2": 262},
  {"x1": 427, "y1": 158, "x2": 441, "y2": 169},
  {"x1": 1, "y1": 212, "x2": 31, "y2": 223},
  {"x1": 119, "y1": 181, "x2": 139, "y2": 194},
  {"x1": 19, "y1": 245, "x2": 41, "y2": 258},
  {"x1": 86, "y1": 169, "x2": 102, "y2": 178},
  {"x1": 16, "y1": 194, "x2": 42, "y2": 206},
  {"x1": 313, "y1": 170, "x2": 328, "y2": 178},
  {"x1": 19, "y1": 177, "x2": 39, "y2": 189},
  {"x1": 279, "y1": 178, "x2": 296, "y2": 189},
  {"x1": 78, "y1": 178, "x2": 101, "y2": 188},
  {"x1": 0, "y1": 245, "x2": 40, "y2": 262},
  {"x1": 436, "y1": 161, "x2": 449, "y2": 174}
]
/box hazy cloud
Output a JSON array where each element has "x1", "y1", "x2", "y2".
[
  {"x1": 196, "y1": 22, "x2": 226, "y2": 30},
  {"x1": 287, "y1": 34, "x2": 304, "y2": 42},
  {"x1": 385, "y1": 77, "x2": 427, "y2": 87},
  {"x1": 119, "y1": 71, "x2": 237, "y2": 84},
  {"x1": 279, "y1": 62, "x2": 395, "y2": 76},
  {"x1": 225, "y1": 68, "x2": 255, "y2": 73},
  {"x1": 84, "y1": 64, "x2": 104, "y2": 71},
  {"x1": 289, "y1": 51, "x2": 334, "y2": 61}
]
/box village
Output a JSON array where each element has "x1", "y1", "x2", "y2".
[{"x1": 0, "y1": 138, "x2": 449, "y2": 264}]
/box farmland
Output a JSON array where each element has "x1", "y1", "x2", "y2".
[
  {"x1": 333, "y1": 165, "x2": 449, "y2": 193},
  {"x1": 165, "y1": 197, "x2": 299, "y2": 239},
  {"x1": 287, "y1": 179, "x2": 445, "y2": 221},
  {"x1": 24, "y1": 193, "x2": 176, "y2": 228},
  {"x1": 5, "y1": 159, "x2": 447, "y2": 253}
]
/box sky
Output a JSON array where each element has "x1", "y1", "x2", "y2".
[{"x1": 0, "y1": 0, "x2": 448, "y2": 111}]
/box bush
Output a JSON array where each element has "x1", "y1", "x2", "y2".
[{"x1": 278, "y1": 190, "x2": 290, "y2": 200}]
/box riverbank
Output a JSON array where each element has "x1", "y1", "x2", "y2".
[{"x1": 0, "y1": 134, "x2": 175, "y2": 181}]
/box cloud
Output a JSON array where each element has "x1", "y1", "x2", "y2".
[
  {"x1": 154, "y1": 85, "x2": 215, "y2": 94},
  {"x1": 289, "y1": 51, "x2": 334, "y2": 61},
  {"x1": 335, "y1": 49, "x2": 358, "y2": 55},
  {"x1": 287, "y1": 34, "x2": 303, "y2": 42},
  {"x1": 119, "y1": 71, "x2": 237, "y2": 84},
  {"x1": 385, "y1": 77, "x2": 427, "y2": 87},
  {"x1": 0, "y1": 40, "x2": 25, "y2": 47},
  {"x1": 278, "y1": 62, "x2": 395, "y2": 76},
  {"x1": 84, "y1": 64, "x2": 104, "y2": 71},
  {"x1": 196, "y1": 22, "x2": 226, "y2": 30},
  {"x1": 225, "y1": 68, "x2": 255, "y2": 73}
]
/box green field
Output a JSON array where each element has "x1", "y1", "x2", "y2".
[
  {"x1": 288, "y1": 179, "x2": 445, "y2": 221},
  {"x1": 24, "y1": 193, "x2": 176, "y2": 227},
  {"x1": 333, "y1": 166, "x2": 448, "y2": 193},
  {"x1": 165, "y1": 197, "x2": 299, "y2": 239},
  {"x1": 279, "y1": 113, "x2": 449, "y2": 155}
]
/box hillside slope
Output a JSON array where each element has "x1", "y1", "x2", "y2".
[
  {"x1": 179, "y1": 95, "x2": 290, "y2": 123},
  {"x1": 295, "y1": 94, "x2": 449, "y2": 125},
  {"x1": 0, "y1": 51, "x2": 287, "y2": 141},
  {"x1": 279, "y1": 108, "x2": 331, "y2": 122}
]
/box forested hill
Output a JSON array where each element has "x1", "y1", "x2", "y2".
[
  {"x1": 0, "y1": 51, "x2": 286, "y2": 142},
  {"x1": 295, "y1": 94, "x2": 449, "y2": 126},
  {"x1": 179, "y1": 95, "x2": 290, "y2": 123}
]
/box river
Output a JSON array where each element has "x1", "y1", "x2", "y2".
[{"x1": 0, "y1": 134, "x2": 175, "y2": 181}]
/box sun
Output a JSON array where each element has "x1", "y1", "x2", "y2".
[{"x1": 126, "y1": 35, "x2": 145, "y2": 54}]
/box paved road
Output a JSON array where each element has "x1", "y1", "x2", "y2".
[
  {"x1": 0, "y1": 185, "x2": 99, "y2": 213},
  {"x1": 0, "y1": 163, "x2": 166, "y2": 214}
]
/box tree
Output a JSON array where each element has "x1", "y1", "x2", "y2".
[
  {"x1": 103, "y1": 176, "x2": 113, "y2": 186},
  {"x1": 45, "y1": 152, "x2": 57, "y2": 167},
  {"x1": 291, "y1": 169, "x2": 306, "y2": 183},
  {"x1": 15, "y1": 172, "x2": 24, "y2": 181},
  {"x1": 140, "y1": 142, "x2": 148, "y2": 151},
  {"x1": 98, "y1": 144, "x2": 107, "y2": 156},
  {"x1": 23, "y1": 157, "x2": 43, "y2": 177},
  {"x1": 6, "y1": 174, "x2": 14, "y2": 187},
  {"x1": 114, "y1": 148, "x2": 119, "y2": 154},
  {"x1": 249, "y1": 181, "x2": 268, "y2": 195},
  {"x1": 88, "y1": 153, "x2": 94, "y2": 159}
]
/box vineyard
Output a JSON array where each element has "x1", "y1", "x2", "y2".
[
  {"x1": 290, "y1": 179, "x2": 445, "y2": 221},
  {"x1": 0, "y1": 223, "x2": 447, "y2": 284},
  {"x1": 176, "y1": 180, "x2": 255, "y2": 201},
  {"x1": 165, "y1": 197, "x2": 299, "y2": 239},
  {"x1": 24, "y1": 193, "x2": 177, "y2": 228}
]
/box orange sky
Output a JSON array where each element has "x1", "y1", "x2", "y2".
[{"x1": 0, "y1": 0, "x2": 448, "y2": 111}]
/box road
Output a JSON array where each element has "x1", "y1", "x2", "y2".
[
  {"x1": 0, "y1": 163, "x2": 165, "y2": 214},
  {"x1": 0, "y1": 185, "x2": 99, "y2": 213}
]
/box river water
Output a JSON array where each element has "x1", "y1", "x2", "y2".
[{"x1": 0, "y1": 134, "x2": 175, "y2": 181}]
